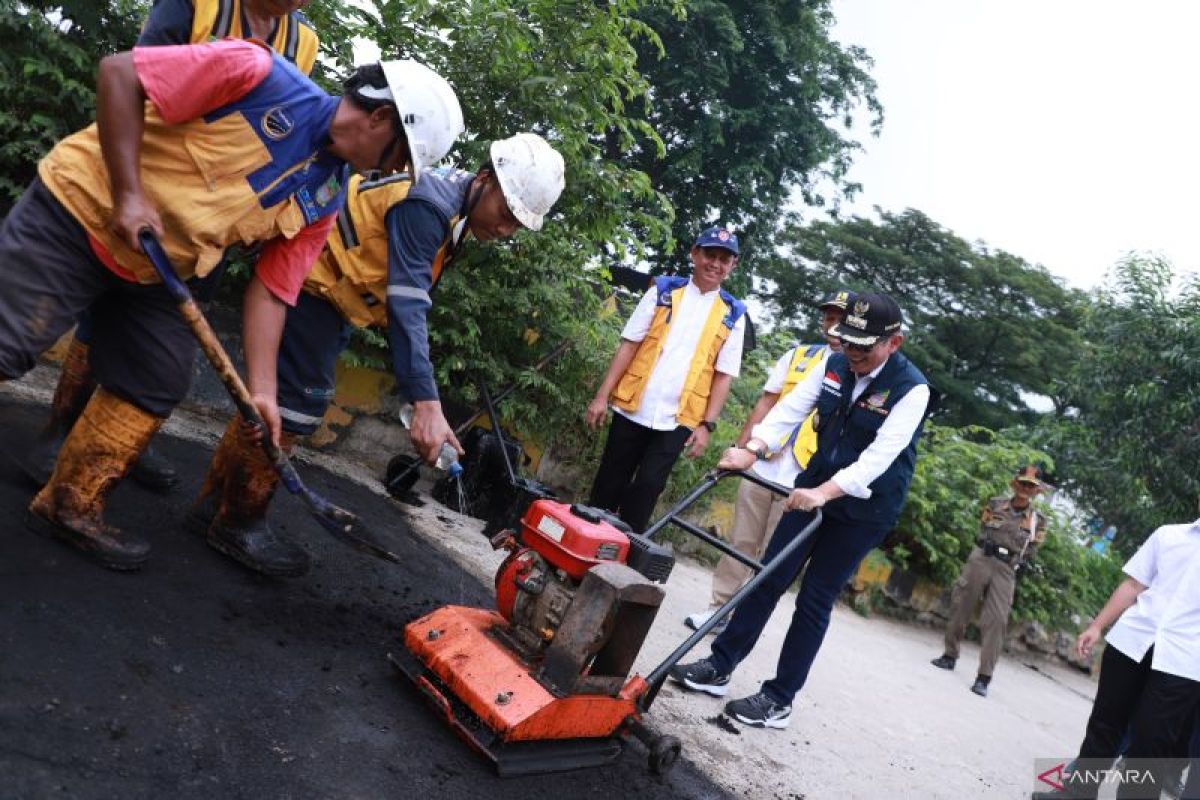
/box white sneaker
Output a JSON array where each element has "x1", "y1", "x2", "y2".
[{"x1": 684, "y1": 609, "x2": 716, "y2": 630}]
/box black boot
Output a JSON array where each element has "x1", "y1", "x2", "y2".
[
  {"x1": 930, "y1": 654, "x2": 956, "y2": 670},
  {"x1": 128, "y1": 442, "x2": 179, "y2": 493},
  {"x1": 206, "y1": 517, "x2": 310, "y2": 577},
  {"x1": 970, "y1": 674, "x2": 991, "y2": 697},
  {"x1": 18, "y1": 336, "x2": 95, "y2": 488}
]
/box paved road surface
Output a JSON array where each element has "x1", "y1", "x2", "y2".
[{"x1": 0, "y1": 397, "x2": 729, "y2": 800}]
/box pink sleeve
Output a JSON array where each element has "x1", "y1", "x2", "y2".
[
  {"x1": 254, "y1": 214, "x2": 337, "y2": 306},
  {"x1": 133, "y1": 39, "x2": 274, "y2": 124}
]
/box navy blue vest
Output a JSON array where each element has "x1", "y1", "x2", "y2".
[{"x1": 796, "y1": 351, "x2": 928, "y2": 528}]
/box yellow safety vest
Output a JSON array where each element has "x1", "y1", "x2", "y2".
[
  {"x1": 778, "y1": 343, "x2": 828, "y2": 468},
  {"x1": 191, "y1": 0, "x2": 318, "y2": 74},
  {"x1": 38, "y1": 42, "x2": 343, "y2": 285},
  {"x1": 611, "y1": 279, "x2": 745, "y2": 429},
  {"x1": 302, "y1": 172, "x2": 464, "y2": 328}
]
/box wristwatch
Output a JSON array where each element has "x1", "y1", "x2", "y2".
[
  {"x1": 744, "y1": 443, "x2": 767, "y2": 460},
  {"x1": 700, "y1": 420, "x2": 717, "y2": 433}
]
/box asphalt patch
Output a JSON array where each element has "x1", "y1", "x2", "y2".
[
  {"x1": 705, "y1": 715, "x2": 742, "y2": 735},
  {"x1": 0, "y1": 397, "x2": 730, "y2": 800}
]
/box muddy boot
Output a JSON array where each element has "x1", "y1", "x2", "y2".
[
  {"x1": 185, "y1": 420, "x2": 242, "y2": 537},
  {"x1": 201, "y1": 421, "x2": 308, "y2": 577},
  {"x1": 26, "y1": 388, "x2": 156, "y2": 571},
  {"x1": 128, "y1": 442, "x2": 179, "y2": 493},
  {"x1": 19, "y1": 336, "x2": 96, "y2": 488}
]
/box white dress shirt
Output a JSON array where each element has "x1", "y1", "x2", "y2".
[
  {"x1": 1105, "y1": 520, "x2": 1200, "y2": 681},
  {"x1": 613, "y1": 279, "x2": 746, "y2": 431},
  {"x1": 749, "y1": 346, "x2": 825, "y2": 487},
  {"x1": 750, "y1": 354, "x2": 930, "y2": 498}
]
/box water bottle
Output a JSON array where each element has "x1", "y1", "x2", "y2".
[{"x1": 399, "y1": 403, "x2": 463, "y2": 477}]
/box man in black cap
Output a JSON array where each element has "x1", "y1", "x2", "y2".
[
  {"x1": 684, "y1": 290, "x2": 850, "y2": 635},
  {"x1": 670, "y1": 292, "x2": 931, "y2": 729},
  {"x1": 932, "y1": 465, "x2": 1048, "y2": 697}
]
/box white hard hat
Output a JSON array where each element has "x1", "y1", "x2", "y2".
[
  {"x1": 488, "y1": 133, "x2": 565, "y2": 231},
  {"x1": 377, "y1": 59, "x2": 464, "y2": 183}
]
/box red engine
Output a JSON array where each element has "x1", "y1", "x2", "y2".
[{"x1": 495, "y1": 501, "x2": 629, "y2": 622}]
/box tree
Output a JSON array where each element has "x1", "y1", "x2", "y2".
[
  {"x1": 1034, "y1": 254, "x2": 1200, "y2": 553},
  {"x1": 0, "y1": 1, "x2": 147, "y2": 213},
  {"x1": 621, "y1": 0, "x2": 882, "y2": 291},
  {"x1": 756, "y1": 208, "x2": 1087, "y2": 429}
]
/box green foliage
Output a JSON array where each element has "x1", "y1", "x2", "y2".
[
  {"x1": 892, "y1": 422, "x2": 1122, "y2": 627},
  {"x1": 1033, "y1": 253, "x2": 1200, "y2": 554},
  {"x1": 625, "y1": 0, "x2": 882, "y2": 292},
  {"x1": 893, "y1": 423, "x2": 1054, "y2": 585},
  {"x1": 0, "y1": 1, "x2": 147, "y2": 212},
  {"x1": 757, "y1": 209, "x2": 1087, "y2": 428}
]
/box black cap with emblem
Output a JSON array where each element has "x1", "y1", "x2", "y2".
[
  {"x1": 828, "y1": 292, "x2": 903, "y2": 347},
  {"x1": 817, "y1": 289, "x2": 853, "y2": 310}
]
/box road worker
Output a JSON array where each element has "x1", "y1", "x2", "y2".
[
  {"x1": 20, "y1": 0, "x2": 322, "y2": 493},
  {"x1": 0, "y1": 38, "x2": 463, "y2": 571},
  {"x1": 187, "y1": 133, "x2": 565, "y2": 576}
]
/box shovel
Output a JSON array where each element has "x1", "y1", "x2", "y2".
[{"x1": 138, "y1": 229, "x2": 400, "y2": 564}]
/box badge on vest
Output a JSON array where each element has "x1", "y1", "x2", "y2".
[
  {"x1": 314, "y1": 174, "x2": 342, "y2": 208},
  {"x1": 821, "y1": 370, "x2": 842, "y2": 395},
  {"x1": 261, "y1": 106, "x2": 295, "y2": 141}
]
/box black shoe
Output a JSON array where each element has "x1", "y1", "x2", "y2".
[
  {"x1": 25, "y1": 508, "x2": 150, "y2": 571},
  {"x1": 724, "y1": 692, "x2": 792, "y2": 729},
  {"x1": 128, "y1": 443, "x2": 178, "y2": 493},
  {"x1": 206, "y1": 518, "x2": 309, "y2": 577},
  {"x1": 970, "y1": 676, "x2": 990, "y2": 697},
  {"x1": 930, "y1": 655, "x2": 956, "y2": 670},
  {"x1": 669, "y1": 658, "x2": 731, "y2": 697}
]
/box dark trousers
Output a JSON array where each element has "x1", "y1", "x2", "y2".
[
  {"x1": 709, "y1": 508, "x2": 886, "y2": 705},
  {"x1": 1071, "y1": 645, "x2": 1200, "y2": 799},
  {"x1": 0, "y1": 178, "x2": 196, "y2": 416},
  {"x1": 587, "y1": 412, "x2": 691, "y2": 533},
  {"x1": 276, "y1": 291, "x2": 353, "y2": 436}
]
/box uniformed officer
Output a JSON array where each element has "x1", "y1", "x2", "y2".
[
  {"x1": 931, "y1": 465, "x2": 1047, "y2": 697},
  {"x1": 0, "y1": 39, "x2": 463, "y2": 571},
  {"x1": 20, "y1": 0, "x2": 320, "y2": 493},
  {"x1": 186, "y1": 133, "x2": 566, "y2": 576}
]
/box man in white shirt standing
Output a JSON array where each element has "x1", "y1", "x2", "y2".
[
  {"x1": 684, "y1": 290, "x2": 850, "y2": 635},
  {"x1": 584, "y1": 226, "x2": 747, "y2": 533},
  {"x1": 1032, "y1": 519, "x2": 1200, "y2": 800},
  {"x1": 670, "y1": 293, "x2": 931, "y2": 729}
]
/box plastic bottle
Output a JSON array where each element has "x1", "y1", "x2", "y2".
[{"x1": 398, "y1": 403, "x2": 463, "y2": 477}]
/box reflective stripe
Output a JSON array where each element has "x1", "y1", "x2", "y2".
[
  {"x1": 387, "y1": 286, "x2": 431, "y2": 304},
  {"x1": 214, "y1": 0, "x2": 234, "y2": 38},
  {"x1": 280, "y1": 406, "x2": 325, "y2": 426},
  {"x1": 282, "y1": 15, "x2": 299, "y2": 61},
  {"x1": 336, "y1": 205, "x2": 359, "y2": 249}
]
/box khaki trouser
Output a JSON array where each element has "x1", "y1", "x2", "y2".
[
  {"x1": 943, "y1": 547, "x2": 1017, "y2": 677},
  {"x1": 711, "y1": 477, "x2": 789, "y2": 606}
]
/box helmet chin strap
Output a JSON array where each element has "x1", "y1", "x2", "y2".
[{"x1": 374, "y1": 112, "x2": 409, "y2": 174}]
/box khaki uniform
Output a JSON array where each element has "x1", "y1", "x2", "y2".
[{"x1": 943, "y1": 495, "x2": 1043, "y2": 677}]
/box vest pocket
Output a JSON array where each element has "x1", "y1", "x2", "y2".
[{"x1": 184, "y1": 123, "x2": 272, "y2": 189}]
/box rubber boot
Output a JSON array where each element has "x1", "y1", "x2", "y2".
[
  {"x1": 128, "y1": 441, "x2": 179, "y2": 493},
  {"x1": 26, "y1": 388, "x2": 156, "y2": 571},
  {"x1": 193, "y1": 418, "x2": 309, "y2": 577},
  {"x1": 19, "y1": 336, "x2": 96, "y2": 488}
]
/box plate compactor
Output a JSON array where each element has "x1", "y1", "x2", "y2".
[{"x1": 390, "y1": 382, "x2": 822, "y2": 777}]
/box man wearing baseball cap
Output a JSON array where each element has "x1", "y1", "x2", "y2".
[
  {"x1": 585, "y1": 225, "x2": 747, "y2": 534},
  {"x1": 671, "y1": 291, "x2": 931, "y2": 730},
  {"x1": 684, "y1": 290, "x2": 851, "y2": 635},
  {"x1": 932, "y1": 464, "x2": 1049, "y2": 697}
]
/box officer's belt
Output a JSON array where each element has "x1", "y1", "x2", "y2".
[{"x1": 977, "y1": 539, "x2": 1016, "y2": 564}]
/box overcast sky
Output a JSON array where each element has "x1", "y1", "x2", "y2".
[{"x1": 829, "y1": 0, "x2": 1200, "y2": 289}]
